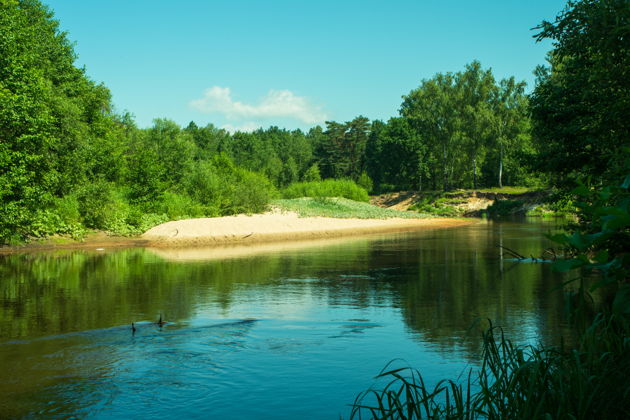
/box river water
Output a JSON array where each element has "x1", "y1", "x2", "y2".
[{"x1": 0, "y1": 220, "x2": 570, "y2": 418}]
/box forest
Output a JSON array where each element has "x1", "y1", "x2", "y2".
[{"x1": 0, "y1": 0, "x2": 628, "y2": 244}]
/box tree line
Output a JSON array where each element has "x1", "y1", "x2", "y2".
[{"x1": 1, "y1": 0, "x2": 627, "y2": 243}]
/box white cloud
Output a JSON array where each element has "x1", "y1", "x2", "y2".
[
  {"x1": 220, "y1": 122, "x2": 262, "y2": 133},
  {"x1": 190, "y1": 86, "x2": 327, "y2": 124}
]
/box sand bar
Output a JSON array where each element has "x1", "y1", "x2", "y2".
[{"x1": 142, "y1": 211, "x2": 473, "y2": 248}]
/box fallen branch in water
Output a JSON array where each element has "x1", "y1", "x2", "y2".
[{"x1": 497, "y1": 245, "x2": 526, "y2": 260}]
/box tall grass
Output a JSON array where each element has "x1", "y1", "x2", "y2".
[
  {"x1": 282, "y1": 179, "x2": 369, "y2": 202},
  {"x1": 350, "y1": 318, "x2": 630, "y2": 419}
]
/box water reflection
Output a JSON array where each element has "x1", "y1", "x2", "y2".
[{"x1": 0, "y1": 221, "x2": 570, "y2": 418}]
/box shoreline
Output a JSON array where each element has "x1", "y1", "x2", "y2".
[{"x1": 0, "y1": 213, "x2": 475, "y2": 254}]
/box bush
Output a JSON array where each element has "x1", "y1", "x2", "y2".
[
  {"x1": 282, "y1": 179, "x2": 369, "y2": 202},
  {"x1": 75, "y1": 181, "x2": 130, "y2": 230},
  {"x1": 301, "y1": 163, "x2": 321, "y2": 182},
  {"x1": 356, "y1": 172, "x2": 373, "y2": 193},
  {"x1": 184, "y1": 154, "x2": 276, "y2": 216},
  {"x1": 158, "y1": 192, "x2": 210, "y2": 219},
  {"x1": 409, "y1": 195, "x2": 461, "y2": 217}
]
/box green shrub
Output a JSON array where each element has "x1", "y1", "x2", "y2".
[
  {"x1": 184, "y1": 154, "x2": 276, "y2": 216},
  {"x1": 75, "y1": 181, "x2": 130, "y2": 230},
  {"x1": 409, "y1": 195, "x2": 461, "y2": 217},
  {"x1": 301, "y1": 163, "x2": 321, "y2": 182},
  {"x1": 356, "y1": 172, "x2": 373, "y2": 193},
  {"x1": 54, "y1": 195, "x2": 81, "y2": 225},
  {"x1": 158, "y1": 191, "x2": 210, "y2": 219},
  {"x1": 282, "y1": 179, "x2": 369, "y2": 202}
]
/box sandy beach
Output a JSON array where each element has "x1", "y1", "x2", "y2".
[
  {"x1": 0, "y1": 212, "x2": 474, "y2": 254},
  {"x1": 142, "y1": 211, "x2": 472, "y2": 247}
]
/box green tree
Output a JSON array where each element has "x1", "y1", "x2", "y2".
[
  {"x1": 489, "y1": 77, "x2": 531, "y2": 188},
  {"x1": 0, "y1": 0, "x2": 119, "y2": 241},
  {"x1": 401, "y1": 72, "x2": 462, "y2": 191},
  {"x1": 317, "y1": 117, "x2": 370, "y2": 180},
  {"x1": 530, "y1": 0, "x2": 630, "y2": 186}
]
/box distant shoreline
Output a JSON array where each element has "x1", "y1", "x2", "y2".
[{"x1": 0, "y1": 212, "x2": 475, "y2": 254}]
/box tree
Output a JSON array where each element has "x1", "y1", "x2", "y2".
[
  {"x1": 401, "y1": 72, "x2": 462, "y2": 191},
  {"x1": 530, "y1": 0, "x2": 630, "y2": 186},
  {"x1": 490, "y1": 78, "x2": 531, "y2": 188},
  {"x1": 316, "y1": 117, "x2": 370, "y2": 180},
  {"x1": 0, "y1": 0, "x2": 118, "y2": 240},
  {"x1": 456, "y1": 61, "x2": 496, "y2": 190}
]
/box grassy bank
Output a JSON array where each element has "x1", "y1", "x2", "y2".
[{"x1": 274, "y1": 197, "x2": 429, "y2": 219}]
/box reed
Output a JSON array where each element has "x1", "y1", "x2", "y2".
[{"x1": 350, "y1": 319, "x2": 630, "y2": 419}]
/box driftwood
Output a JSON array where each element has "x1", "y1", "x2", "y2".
[
  {"x1": 497, "y1": 245, "x2": 554, "y2": 263},
  {"x1": 498, "y1": 245, "x2": 526, "y2": 260}
]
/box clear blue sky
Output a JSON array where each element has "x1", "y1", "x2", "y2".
[{"x1": 46, "y1": 0, "x2": 567, "y2": 132}]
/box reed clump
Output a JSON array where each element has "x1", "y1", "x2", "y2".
[{"x1": 351, "y1": 318, "x2": 630, "y2": 419}]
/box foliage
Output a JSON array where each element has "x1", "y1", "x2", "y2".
[
  {"x1": 315, "y1": 117, "x2": 370, "y2": 180},
  {"x1": 184, "y1": 154, "x2": 277, "y2": 216},
  {"x1": 356, "y1": 172, "x2": 373, "y2": 193},
  {"x1": 0, "y1": 0, "x2": 113, "y2": 242},
  {"x1": 156, "y1": 192, "x2": 209, "y2": 220},
  {"x1": 351, "y1": 171, "x2": 630, "y2": 419},
  {"x1": 408, "y1": 195, "x2": 462, "y2": 217},
  {"x1": 397, "y1": 62, "x2": 532, "y2": 192},
  {"x1": 274, "y1": 197, "x2": 426, "y2": 219},
  {"x1": 282, "y1": 179, "x2": 369, "y2": 202},
  {"x1": 301, "y1": 163, "x2": 322, "y2": 182},
  {"x1": 530, "y1": 0, "x2": 630, "y2": 186},
  {"x1": 351, "y1": 320, "x2": 630, "y2": 419},
  {"x1": 548, "y1": 168, "x2": 630, "y2": 317}
]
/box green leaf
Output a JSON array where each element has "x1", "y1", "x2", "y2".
[
  {"x1": 552, "y1": 258, "x2": 585, "y2": 273},
  {"x1": 571, "y1": 184, "x2": 589, "y2": 197},
  {"x1": 546, "y1": 233, "x2": 568, "y2": 245},
  {"x1": 593, "y1": 249, "x2": 609, "y2": 264},
  {"x1": 612, "y1": 285, "x2": 630, "y2": 316}
]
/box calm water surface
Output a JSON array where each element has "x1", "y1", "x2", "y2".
[{"x1": 0, "y1": 220, "x2": 569, "y2": 418}]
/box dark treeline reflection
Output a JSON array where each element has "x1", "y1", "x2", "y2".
[{"x1": 1, "y1": 221, "x2": 569, "y2": 351}]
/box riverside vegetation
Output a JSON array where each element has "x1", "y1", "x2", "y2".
[
  {"x1": 1, "y1": 0, "x2": 629, "y2": 418},
  {"x1": 6, "y1": 0, "x2": 626, "y2": 245},
  {"x1": 349, "y1": 1, "x2": 630, "y2": 417}
]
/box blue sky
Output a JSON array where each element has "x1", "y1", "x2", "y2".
[{"x1": 46, "y1": 0, "x2": 567, "y2": 132}]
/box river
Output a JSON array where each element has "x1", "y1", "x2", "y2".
[{"x1": 0, "y1": 219, "x2": 569, "y2": 418}]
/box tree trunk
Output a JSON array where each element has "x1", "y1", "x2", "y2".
[
  {"x1": 473, "y1": 155, "x2": 477, "y2": 190},
  {"x1": 443, "y1": 144, "x2": 448, "y2": 191},
  {"x1": 498, "y1": 144, "x2": 504, "y2": 188}
]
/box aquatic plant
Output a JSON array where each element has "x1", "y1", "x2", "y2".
[{"x1": 350, "y1": 319, "x2": 630, "y2": 419}]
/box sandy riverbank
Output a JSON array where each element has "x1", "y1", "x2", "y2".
[
  {"x1": 0, "y1": 212, "x2": 474, "y2": 254},
  {"x1": 141, "y1": 211, "x2": 473, "y2": 247}
]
